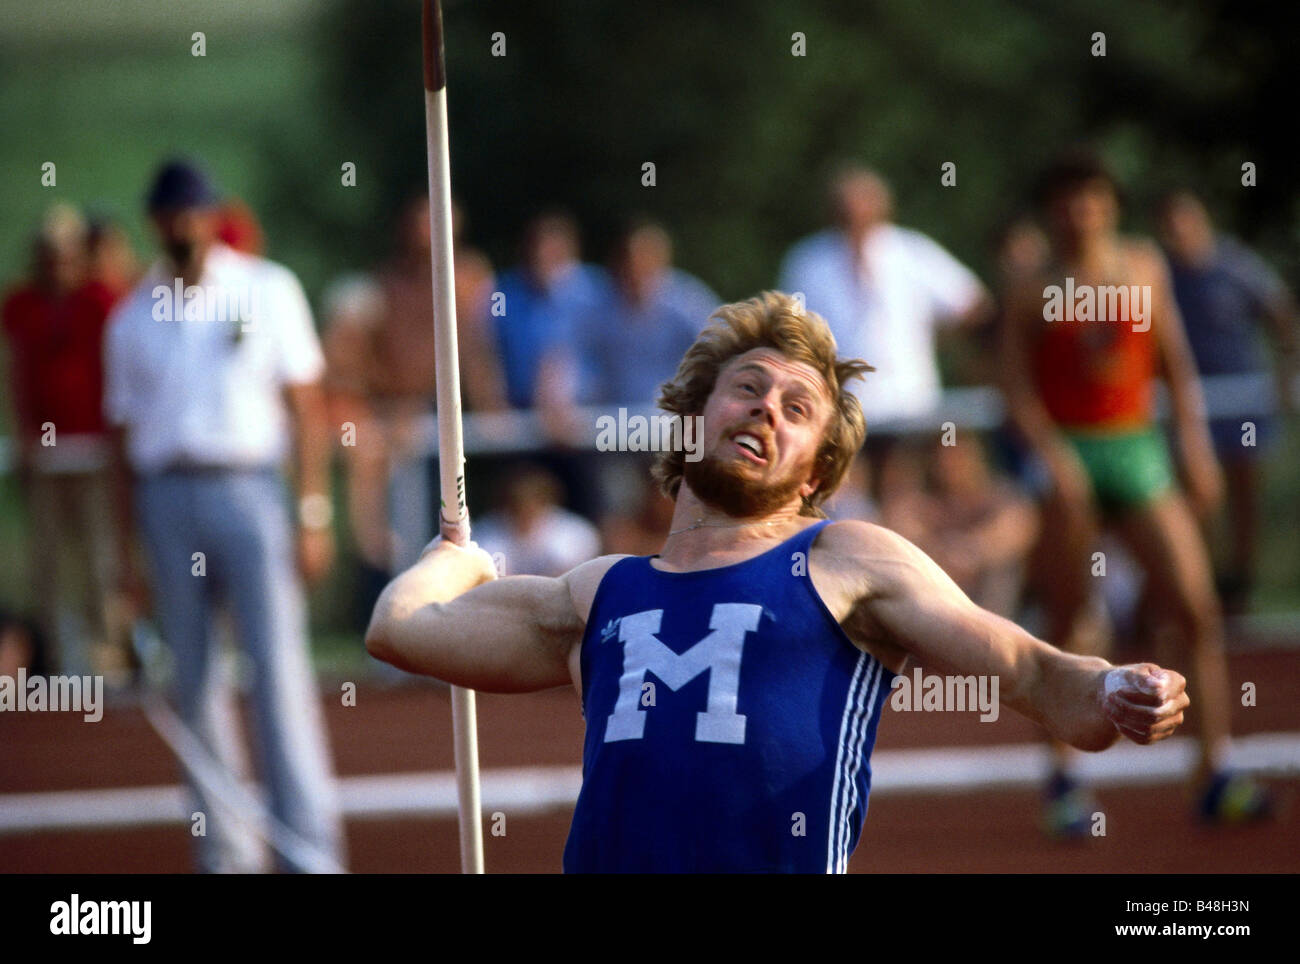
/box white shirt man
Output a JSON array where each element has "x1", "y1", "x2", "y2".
[
  {"x1": 104, "y1": 242, "x2": 325, "y2": 470},
  {"x1": 780, "y1": 223, "x2": 985, "y2": 424},
  {"x1": 103, "y1": 159, "x2": 343, "y2": 873}
]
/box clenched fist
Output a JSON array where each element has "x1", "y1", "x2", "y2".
[
  {"x1": 1102, "y1": 663, "x2": 1190, "y2": 745},
  {"x1": 415, "y1": 534, "x2": 501, "y2": 597}
]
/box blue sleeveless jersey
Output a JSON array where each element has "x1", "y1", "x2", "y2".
[{"x1": 563, "y1": 519, "x2": 894, "y2": 873}]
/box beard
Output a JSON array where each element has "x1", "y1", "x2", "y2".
[
  {"x1": 682, "y1": 446, "x2": 813, "y2": 519},
  {"x1": 165, "y1": 238, "x2": 198, "y2": 271}
]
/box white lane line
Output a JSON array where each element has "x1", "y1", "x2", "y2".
[
  {"x1": 2, "y1": 732, "x2": 1297, "y2": 834},
  {"x1": 871, "y1": 731, "x2": 1300, "y2": 794}
]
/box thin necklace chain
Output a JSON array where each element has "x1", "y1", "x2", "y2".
[{"x1": 666, "y1": 517, "x2": 789, "y2": 537}]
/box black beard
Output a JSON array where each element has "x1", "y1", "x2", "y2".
[
  {"x1": 682, "y1": 450, "x2": 807, "y2": 519},
  {"x1": 165, "y1": 238, "x2": 197, "y2": 271}
]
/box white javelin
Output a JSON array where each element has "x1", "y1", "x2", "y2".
[{"x1": 422, "y1": 0, "x2": 484, "y2": 875}]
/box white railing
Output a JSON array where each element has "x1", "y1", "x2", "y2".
[
  {"x1": 371, "y1": 371, "x2": 1291, "y2": 458},
  {"x1": 0, "y1": 372, "x2": 1287, "y2": 470}
]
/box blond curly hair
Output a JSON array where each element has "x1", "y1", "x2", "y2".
[{"x1": 651, "y1": 291, "x2": 872, "y2": 517}]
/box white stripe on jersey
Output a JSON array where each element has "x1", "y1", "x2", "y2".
[
  {"x1": 827, "y1": 652, "x2": 872, "y2": 873},
  {"x1": 836, "y1": 659, "x2": 884, "y2": 872}
]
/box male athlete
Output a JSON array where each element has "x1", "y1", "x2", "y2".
[
  {"x1": 367, "y1": 291, "x2": 1189, "y2": 873},
  {"x1": 1000, "y1": 152, "x2": 1269, "y2": 834}
]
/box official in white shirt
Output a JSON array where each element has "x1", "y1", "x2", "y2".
[
  {"x1": 779, "y1": 165, "x2": 991, "y2": 510},
  {"x1": 779, "y1": 165, "x2": 990, "y2": 425},
  {"x1": 104, "y1": 160, "x2": 344, "y2": 873}
]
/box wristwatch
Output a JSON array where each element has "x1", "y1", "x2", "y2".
[{"x1": 298, "y1": 492, "x2": 333, "y2": 530}]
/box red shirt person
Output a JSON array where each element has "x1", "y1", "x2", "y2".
[
  {"x1": 4, "y1": 273, "x2": 118, "y2": 449},
  {"x1": 2, "y1": 204, "x2": 129, "y2": 678},
  {"x1": 4, "y1": 204, "x2": 126, "y2": 463}
]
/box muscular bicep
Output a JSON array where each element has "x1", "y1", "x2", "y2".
[
  {"x1": 825, "y1": 522, "x2": 1117, "y2": 748},
  {"x1": 376, "y1": 573, "x2": 586, "y2": 694},
  {"x1": 862, "y1": 530, "x2": 1048, "y2": 720}
]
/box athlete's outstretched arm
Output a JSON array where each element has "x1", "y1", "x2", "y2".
[
  {"x1": 365, "y1": 539, "x2": 611, "y2": 693},
  {"x1": 832, "y1": 521, "x2": 1189, "y2": 751}
]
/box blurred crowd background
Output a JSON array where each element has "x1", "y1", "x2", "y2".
[{"x1": 2, "y1": 0, "x2": 1297, "y2": 684}]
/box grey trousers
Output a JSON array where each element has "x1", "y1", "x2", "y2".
[{"x1": 135, "y1": 467, "x2": 344, "y2": 873}]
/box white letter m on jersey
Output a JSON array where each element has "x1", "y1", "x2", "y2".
[{"x1": 603, "y1": 603, "x2": 762, "y2": 745}]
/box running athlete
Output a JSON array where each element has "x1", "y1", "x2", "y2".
[
  {"x1": 1000, "y1": 152, "x2": 1270, "y2": 835},
  {"x1": 368, "y1": 290, "x2": 1190, "y2": 872}
]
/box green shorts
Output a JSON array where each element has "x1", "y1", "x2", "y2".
[{"x1": 1063, "y1": 426, "x2": 1175, "y2": 514}]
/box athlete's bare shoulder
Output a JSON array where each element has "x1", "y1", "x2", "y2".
[
  {"x1": 559, "y1": 553, "x2": 634, "y2": 697},
  {"x1": 813, "y1": 516, "x2": 918, "y2": 560},
  {"x1": 803, "y1": 519, "x2": 925, "y2": 672},
  {"x1": 562, "y1": 554, "x2": 635, "y2": 627},
  {"x1": 809, "y1": 518, "x2": 927, "y2": 593}
]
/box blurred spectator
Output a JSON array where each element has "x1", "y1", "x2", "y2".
[
  {"x1": 371, "y1": 195, "x2": 505, "y2": 413},
  {"x1": 780, "y1": 165, "x2": 991, "y2": 509},
  {"x1": 820, "y1": 451, "x2": 876, "y2": 523},
  {"x1": 2, "y1": 203, "x2": 132, "y2": 679},
  {"x1": 903, "y1": 439, "x2": 1039, "y2": 618},
  {"x1": 597, "y1": 459, "x2": 677, "y2": 555},
  {"x1": 104, "y1": 159, "x2": 344, "y2": 872},
  {"x1": 992, "y1": 215, "x2": 1050, "y2": 285},
  {"x1": 987, "y1": 214, "x2": 1051, "y2": 385},
  {"x1": 986, "y1": 214, "x2": 1077, "y2": 623},
  {"x1": 319, "y1": 274, "x2": 391, "y2": 625},
  {"x1": 875, "y1": 440, "x2": 932, "y2": 546},
  {"x1": 987, "y1": 213, "x2": 1049, "y2": 443},
  {"x1": 549, "y1": 218, "x2": 718, "y2": 414},
  {"x1": 0, "y1": 608, "x2": 50, "y2": 680},
  {"x1": 472, "y1": 462, "x2": 600, "y2": 577},
  {"x1": 217, "y1": 198, "x2": 266, "y2": 256},
  {"x1": 1156, "y1": 190, "x2": 1299, "y2": 615},
  {"x1": 86, "y1": 214, "x2": 140, "y2": 299},
  {"x1": 536, "y1": 218, "x2": 717, "y2": 520},
  {"x1": 371, "y1": 195, "x2": 508, "y2": 569},
  {"x1": 989, "y1": 215, "x2": 1050, "y2": 427},
  {"x1": 495, "y1": 210, "x2": 607, "y2": 409},
  {"x1": 779, "y1": 164, "x2": 991, "y2": 425}
]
